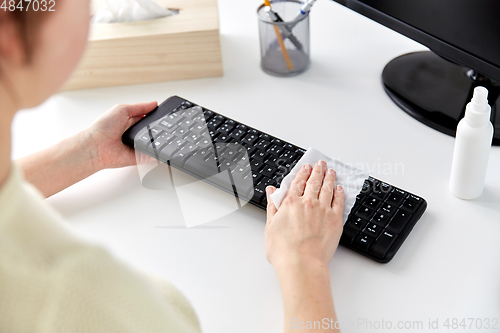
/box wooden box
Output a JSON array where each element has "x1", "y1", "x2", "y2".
[{"x1": 63, "y1": 0, "x2": 223, "y2": 91}]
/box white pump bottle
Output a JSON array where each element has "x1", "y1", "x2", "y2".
[{"x1": 449, "y1": 86, "x2": 494, "y2": 199}]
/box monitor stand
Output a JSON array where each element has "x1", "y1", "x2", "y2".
[{"x1": 382, "y1": 51, "x2": 499, "y2": 146}]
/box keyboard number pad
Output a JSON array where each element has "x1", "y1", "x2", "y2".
[{"x1": 342, "y1": 178, "x2": 424, "y2": 260}]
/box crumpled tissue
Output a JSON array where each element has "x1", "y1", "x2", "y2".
[
  {"x1": 91, "y1": 0, "x2": 174, "y2": 24},
  {"x1": 270, "y1": 147, "x2": 369, "y2": 223}
]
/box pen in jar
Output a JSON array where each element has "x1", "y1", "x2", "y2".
[{"x1": 264, "y1": 6, "x2": 303, "y2": 51}]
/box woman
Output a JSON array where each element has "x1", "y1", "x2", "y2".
[{"x1": 0, "y1": 1, "x2": 345, "y2": 332}]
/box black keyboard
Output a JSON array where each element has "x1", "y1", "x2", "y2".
[{"x1": 123, "y1": 96, "x2": 427, "y2": 263}]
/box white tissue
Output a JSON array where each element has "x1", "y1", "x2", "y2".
[
  {"x1": 91, "y1": 0, "x2": 173, "y2": 24},
  {"x1": 270, "y1": 148, "x2": 369, "y2": 223}
]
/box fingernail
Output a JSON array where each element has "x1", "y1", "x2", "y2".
[
  {"x1": 327, "y1": 168, "x2": 335, "y2": 174},
  {"x1": 304, "y1": 164, "x2": 312, "y2": 171},
  {"x1": 318, "y1": 160, "x2": 326, "y2": 167},
  {"x1": 336, "y1": 185, "x2": 343, "y2": 192},
  {"x1": 266, "y1": 186, "x2": 274, "y2": 195}
]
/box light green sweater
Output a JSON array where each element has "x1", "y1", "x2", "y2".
[{"x1": 0, "y1": 165, "x2": 201, "y2": 333}]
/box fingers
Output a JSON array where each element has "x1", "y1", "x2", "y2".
[
  {"x1": 266, "y1": 186, "x2": 278, "y2": 224},
  {"x1": 304, "y1": 160, "x2": 327, "y2": 199},
  {"x1": 332, "y1": 185, "x2": 345, "y2": 215},
  {"x1": 122, "y1": 101, "x2": 158, "y2": 118},
  {"x1": 319, "y1": 168, "x2": 336, "y2": 206},
  {"x1": 288, "y1": 164, "x2": 312, "y2": 196}
]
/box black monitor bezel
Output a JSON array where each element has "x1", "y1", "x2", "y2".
[{"x1": 332, "y1": 0, "x2": 500, "y2": 82}]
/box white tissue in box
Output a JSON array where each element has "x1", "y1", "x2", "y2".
[
  {"x1": 270, "y1": 148, "x2": 369, "y2": 223},
  {"x1": 91, "y1": 0, "x2": 173, "y2": 24}
]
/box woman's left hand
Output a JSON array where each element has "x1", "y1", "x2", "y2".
[
  {"x1": 87, "y1": 101, "x2": 158, "y2": 171},
  {"x1": 18, "y1": 101, "x2": 158, "y2": 197}
]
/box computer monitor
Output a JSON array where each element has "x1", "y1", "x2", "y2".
[{"x1": 332, "y1": 0, "x2": 500, "y2": 145}]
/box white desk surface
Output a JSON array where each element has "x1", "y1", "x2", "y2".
[{"x1": 12, "y1": 1, "x2": 500, "y2": 332}]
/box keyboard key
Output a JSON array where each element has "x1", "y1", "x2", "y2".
[
  {"x1": 353, "y1": 234, "x2": 375, "y2": 251},
  {"x1": 251, "y1": 160, "x2": 264, "y2": 171},
  {"x1": 212, "y1": 114, "x2": 226, "y2": 122},
  {"x1": 371, "y1": 212, "x2": 391, "y2": 226},
  {"x1": 185, "y1": 106, "x2": 202, "y2": 118},
  {"x1": 393, "y1": 188, "x2": 407, "y2": 197},
  {"x1": 348, "y1": 204, "x2": 360, "y2": 219},
  {"x1": 185, "y1": 133, "x2": 204, "y2": 144},
  {"x1": 264, "y1": 178, "x2": 277, "y2": 187},
  {"x1": 340, "y1": 226, "x2": 359, "y2": 244},
  {"x1": 379, "y1": 203, "x2": 397, "y2": 216},
  {"x1": 362, "y1": 223, "x2": 383, "y2": 238},
  {"x1": 135, "y1": 132, "x2": 154, "y2": 148},
  {"x1": 219, "y1": 148, "x2": 239, "y2": 160},
  {"x1": 386, "y1": 209, "x2": 412, "y2": 233},
  {"x1": 345, "y1": 216, "x2": 368, "y2": 230},
  {"x1": 225, "y1": 119, "x2": 236, "y2": 127},
  {"x1": 258, "y1": 176, "x2": 271, "y2": 186},
  {"x1": 267, "y1": 145, "x2": 283, "y2": 156},
  {"x1": 252, "y1": 180, "x2": 268, "y2": 204},
  {"x1": 218, "y1": 124, "x2": 234, "y2": 135},
  {"x1": 219, "y1": 158, "x2": 233, "y2": 171},
  {"x1": 236, "y1": 124, "x2": 248, "y2": 132},
  {"x1": 280, "y1": 150, "x2": 297, "y2": 161},
  {"x1": 230, "y1": 130, "x2": 246, "y2": 140},
  {"x1": 363, "y1": 197, "x2": 381, "y2": 209},
  {"x1": 271, "y1": 138, "x2": 284, "y2": 146},
  {"x1": 158, "y1": 140, "x2": 183, "y2": 160},
  {"x1": 252, "y1": 149, "x2": 269, "y2": 161},
  {"x1": 229, "y1": 171, "x2": 254, "y2": 199},
  {"x1": 361, "y1": 180, "x2": 371, "y2": 194},
  {"x1": 173, "y1": 127, "x2": 188, "y2": 137},
  {"x1": 179, "y1": 119, "x2": 194, "y2": 128},
  {"x1": 237, "y1": 155, "x2": 249, "y2": 166},
  {"x1": 355, "y1": 206, "x2": 375, "y2": 220},
  {"x1": 242, "y1": 134, "x2": 258, "y2": 145},
  {"x1": 370, "y1": 231, "x2": 398, "y2": 259},
  {"x1": 386, "y1": 192, "x2": 405, "y2": 206},
  {"x1": 206, "y1": 154, "x2": 221, "y2": 167},
  {"x1": 266, "y1": 156, "x2": 278, "y2": 165},
  {"x1": 261, "y1": 165, "x2": 277, "y2": 178},
  {"x1": 171, "y1": 144, "x2": 199, "y2": 167},
  {"x1": 296, "y1": 148, "x2": 306, "y2": 155},
  {"x1": 409, "y1": 194, "x2": 423, "y2": 203},
  {"x1": 184, "y1": 151, "x2": 219, "y2": 179},
  {"x1": 252, "y1": 172, "x2": 262, "y2": 184},
  {"x1": 214, "y1": 134, "x2": 230, "y2": 142},
  {"x1": 148, "y1": 126, "x2": 163, "y2": 138},
  {"x1": 190, "y1": 123, "x2": 206, "y2": 134},
  {"x1": 401, "y1": 199, "x2": 419, "y2": 213},
  {"x1": 355, "y1": 193, "x2": 367, "y2": 204},
  {"x1": 148, "y1": 134, "x2": 175, "y2": 154},
  {"x1": 159, "y1": 119, "x2": 178, "y2": 132},
  {"x1": 207, "y1": 119, "x2": 222, "y2": 129},
  {"x1": 166, "y1": 112, "x2": 181, "y2": 120},
  {"x1": 370, "y1": 181, "x2": 390, "y2": 200},
  {"x1": 214, "y1": 142, "x2": 225, "y2": 152},
  {"x1": 196, "y1": 138, "x2": 212, "y2": 149},
  {"x1": 247, "y1": 129, "x2": 260, "y2": 137},
  {"x1": 379, "y1": 182, "x2": 392, "y2": 194},
  {"x1": 255, "y1": 139, "x2": 271, "y2": 150},
  {"x1": 259, "y1": 133, "x2": 271, "y2": 140},
  {"x1": 244, "y1": 146, "x2": 256, "y2": 157}
]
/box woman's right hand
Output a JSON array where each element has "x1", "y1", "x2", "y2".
[{"x1": 264, "y1": 160, "x2": 345, "y2": 272}]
